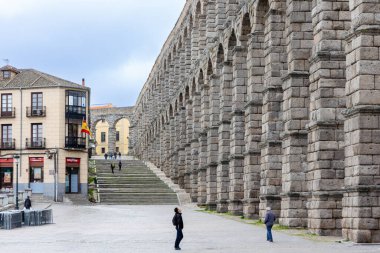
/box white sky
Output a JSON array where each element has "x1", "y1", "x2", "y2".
[{"x1": 0, "y1": 0, "x2": 186, "y2": 106}]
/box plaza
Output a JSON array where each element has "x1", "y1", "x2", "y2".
[{"x1": 0, "y1": 202, "x2": 379, "y2": 253}]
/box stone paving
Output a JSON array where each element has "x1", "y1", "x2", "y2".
[{"x1": 0, "y1": 203, "x2": 379, "y2": 253}]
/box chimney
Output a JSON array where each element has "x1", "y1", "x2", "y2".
[{"x1": 82, "y1": 78, "x2": 85, "y2": 87}]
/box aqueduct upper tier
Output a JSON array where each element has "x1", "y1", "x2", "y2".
[
  {"x1": 91, "y1": 106, "x2": 136, "y2": 154},
  {"x1": 130, "y1": 0, "x2": 380, "y2": 243}
]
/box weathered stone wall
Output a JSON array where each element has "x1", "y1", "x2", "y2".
[
  {"x1": 130, "y1": 0, "x2": 380, "y2": 243},
  {"x1": 90, "y1": 106, "x2": 135, "y2": 153}
]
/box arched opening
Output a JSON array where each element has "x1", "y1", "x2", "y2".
[
  {"x1": 179, "y1": 93, "x2": 184, "y2": 108},
  {"x1": 240, "y1": 13, "x2": 251, "y2": 47},
  {"x1": 185, "y1": 86, "x2": 190, "y2": 101},
  {"x1": 227, "y1": 30, "x2": 237, "y2": 62},
  {"x1": 169, "y1": 105, "x2": 173, "y2": 117},
  {"x1": 207, "y1": 58, "x2": 213, "y2": 77},
  {"x1": 256, "y1": 0, "x2": 269, "y2": 31},
  {"x1": 95, "y1": 120, "x2": 109, "y2": 155},
  {"x1": 217, "y1": 44, "x2": 224, "y2": 65},
  {"x1": 115, "y1": 118, "x2": 130, "y2": 155},
  {"x1": 191, "y1": 78, "x2": 197, "y2": 97}
]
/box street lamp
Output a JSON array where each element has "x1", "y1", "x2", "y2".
[{"x1": 13, "y1": 155, "x2": 20, "y2": 210}]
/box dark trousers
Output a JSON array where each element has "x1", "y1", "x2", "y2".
[
  {"x1": 266, "y1": 224, "x2": 273, "y2": 242},
  {"x1": 175, "y1": 228, "x2": 183, "y2": 248}
]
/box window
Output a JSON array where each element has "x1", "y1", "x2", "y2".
[
  {"x1": 65, "y1": 121, "x2": 86, "y2": 149},
  {"x1": 3, "y1": 71, "x2": 10, "y2": 79},
  {"x1": 32, "y1": 92, "x2": 43, "y2": 109},
  {"x1": 1, "y1": 94, "x2": 12, "y2": 116},
  {"x1": 2, "y1": 124, "x2": 12, "y2": 142},
  {"x1": 101, "y1": 132, "x2": 106, "y2": 142},
  {"x1": 116, "y1": 131, "x2": 120, "y2": 141},
  {"x1": 32, "y1": 123, "x2": 43, "y2": 143},
  {"x1": 101, "y1": 148, "x2": 105, "y2": 154},
  {"x1": 1, "y1": 124, "x2": 13, "y2": 149},
  {"x1": 116, "y1": 147, "x2": 119, "y2": 153},
  {"x1": 66, "y1": 91, "x2": 86, "y2": 117},
  {"x1": 30, "y1": 167, "x2": 43, "y2": 182},
  {"x1": 67, "y1": 123, "x2": 79, "y2": 137},
  {"x1": 66, "y1": 91, "x2": 86, "y2": 106}
]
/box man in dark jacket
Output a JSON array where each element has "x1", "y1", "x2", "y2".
[
  {"x1": 264, "y1": 207, "x2": 276, "y2": 242},
  {"x1": 24, "y1": 196, "x2": 32, "y2": 210},
  {"x1": 110, "y1": 163, "x2": 115, "y2": 174},
  {"x1": 172, "y1": 207, "x2": 184, "y2": 250}
]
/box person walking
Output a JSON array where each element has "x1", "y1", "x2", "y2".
[
  {"x1": 24, "y1": 196, "x2": 32, "y2": 210},
  {"x1": 264, "y1": 207, "x2": 276, "y2": 242},
  {"x1": 114, "y1": 152, "x2": 117, "y2": 159},
  {"x1": 118, "y1": 160, "x2": 122, "y2": 171},
  {"x1": 110, "y1": 162, "x2": 115, "y2": 174},
  {"x1": 104, "y1": 153, "x2": 108, "y2": 160},
  {"x1": 118, "y1": 152, "x2": 121, "y2": 159},
  {"x1": 172, "y1": 207, "x2": 184, "y2": 250}
]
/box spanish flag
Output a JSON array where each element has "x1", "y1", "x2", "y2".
[{"x1": 81, "y1": 120, "x2": 92, "y2": 136}]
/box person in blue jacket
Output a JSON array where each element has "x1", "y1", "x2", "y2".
[{"x1": 264, "y1": 207, "x2": 276, "y2": 242}]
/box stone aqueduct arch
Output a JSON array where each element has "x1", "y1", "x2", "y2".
[
  {"x1": 90, "y1": 107, "x2": 136, "y2": 154},
  {"x1": 130, "y1": 0, "x2": 380, "y2": 243}
]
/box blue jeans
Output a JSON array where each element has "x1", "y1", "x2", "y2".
[
  {"x1": 175, "y1": 228, "x2": 183, "y2": 248},
  {"x1": 266, "y1": 224, "x2": 273, "y2": 242}
]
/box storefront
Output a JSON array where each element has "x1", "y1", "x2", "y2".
[
  {"x1": 29, "y1": 157, "x2": 44, "y2": 194},
  {"x1": 0, "y1": 158, "x2": 13, "y2": 192},
  {"x1": 65, "y1": 157, "x2": 80, "y2": 193}
]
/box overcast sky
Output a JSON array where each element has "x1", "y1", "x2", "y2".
[{"x1": 0, "y1": 0, "x2": 185, "y2": 107}]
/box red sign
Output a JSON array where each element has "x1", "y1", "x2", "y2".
[
  {"x1": 0, "y1": 158, "x2": 13, "y2": 163},
  {"x1": 29, "y1": 157, "x2": 44, "y2": 162},
  {"x1": 0, "y1": 158, "x2": 14, "y2": 168},
  {"x1": 29, "y1": 157, "x2": 44, "y2": 167},
  {"x1": 66, "y1": 158, "x2": 80, "y2": 165}
]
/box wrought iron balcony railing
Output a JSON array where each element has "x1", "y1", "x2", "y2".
[
  {"x1": 26, "y1": 106, "x2": 46, "y2": 117},
  {"x1": 0, "y1": 139, "x2": 15, "y2": 150},
  {"x1": 26, "y1": 138, "x2": 46, "y2": 149},
  {"x1": 0, "y1": 108, "x2": 15, "y2": 118},
  {"x1": 65, "y1": 136, "x2": 86, "y2": 149}
]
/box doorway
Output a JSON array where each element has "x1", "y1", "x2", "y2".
[{"x1": 65, "y1": 167, "x2": 79, "y2": 193}]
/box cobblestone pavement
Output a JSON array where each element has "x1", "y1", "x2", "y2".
[{"x1": 1, "y1": 203, "x2": 379, "y2": 253}]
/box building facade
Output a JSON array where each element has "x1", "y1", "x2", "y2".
[
  {"x1": 131, "y1": 0, "x2": 380, "y2": 243},
  {"x1": 0, "y1": 65, "x2": 90, "y2": 201},
  {"x1": 90, "y1": 105, "x2": 135, "y2": 156}
]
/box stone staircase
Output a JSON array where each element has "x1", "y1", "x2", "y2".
[{"x1": 95, "y1": 159, "x2": 178, "y2": 205}]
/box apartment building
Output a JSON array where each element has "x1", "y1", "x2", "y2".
[{"x1": 0, "y1": 65, "x2": 90, "y2": 201}]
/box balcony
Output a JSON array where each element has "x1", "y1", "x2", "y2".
[
  {"x1": 65, "y1": 105, "x2": 86, "y2": 119},
  {"x1": 26, "y1": 106, "x2": 46, "y2": 117},
  {"x1": 65, "y1": 136, "x2": 86, "y2": 149},
  {"x1": 0, "y1": 139, "x2": 15, "y2": 150},
  {"x1": 0, "y1": 108, "x2": 15, "y2": 118},
  {"x1": 26, "y1": 138, "x2": 46, "y2": 149}
]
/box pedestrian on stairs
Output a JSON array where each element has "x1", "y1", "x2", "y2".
[
  {"x1": 118, "y1": 160, "x2": 122, "y2": 171},
  {"x1": 172, "y1": 207, "x2": 184, "y2": 250},
  {"x1": 104, "y1": 153, "x2": 108, "y2": 160},
  {"x1": 118, "y1": 152, "x2": 121, "y2": 159},
  {"x1": 110, "y1": 162, "x2": 115, "y2": 174}
]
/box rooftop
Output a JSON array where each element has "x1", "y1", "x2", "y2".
[{"x1": 0, "y1": 65, "x2": 89, "y2": 90}]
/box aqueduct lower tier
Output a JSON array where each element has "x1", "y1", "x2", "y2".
[{"x1": 130, "y1": 0, "x2": 380, "y2": 243}]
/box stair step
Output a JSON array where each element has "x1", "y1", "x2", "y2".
[{"x1": 93, "y1": 158, "x2": 178, "y2": 205}]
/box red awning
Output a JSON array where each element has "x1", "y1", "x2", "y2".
[
  {"x1": 29, "y1": 157, "x2": 44, "y2": 167},
  {"x1": 0, "y1": 158, "x2": 13, "y2": 168}
]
